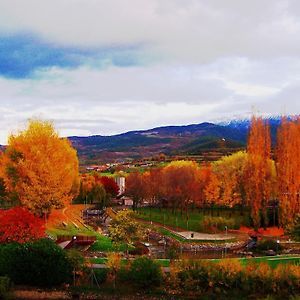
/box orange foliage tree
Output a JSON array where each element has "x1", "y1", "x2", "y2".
[
  {"x1": 204, "y1": 171, "x2": 220, "y2": 209},
  {"x1": 125, "y1": 171, "x2": 146, "y2": 210},
  {"x1": 0, "y1": 120, "x2": 79, "y2": 217},
  {"x1": 277, "y1": 117, "x2": 300, "y2": 228},
  {"x1": 245, "y1": 116, "x2": 273, "y2": 230},
  {"x1": 161, "y1": 161, "x2": 201, "y2": 216},
  {"x1": 0, "y1": 207, "x2": 45, "y2": 243}
]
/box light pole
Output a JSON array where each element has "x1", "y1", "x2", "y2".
[{"x1": 276, "y1": 240, "x2": 280, "y2": 254}]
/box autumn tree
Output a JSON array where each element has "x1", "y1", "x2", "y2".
[
  {"x1": 277, "y1": 117, "x2": 300, "y2": 228},
  {"x1": 108, "y1": 210, "x2": 144, "y2": 251},
  {"x1": 245, "y1": 116, "x2": 273, "y2": 230},
  {"x1": 0, "y1": 120, "x2": 79, "y2": 217},
  {"x1": 125, "y1": 172, "x2": 146, "y2": 210},
  {"x1": 143, "y1": 168, "x2": 164, "y2": 207},
  {"x1": 96, "y1": 175, "x2": 119, "y2": 197},
  {"x1": 161, "y1": 161, "x2": 200, "y2": 216},
  {"x1": 196, "y1": 164, "x2": 213, "y2": 208},
  {"x1": 0, "y1": 207, "x2": 45, "y2": 243},
  {"x1": 204, "y1": 171, "x2": 220, "y2": 212},
  {"x1": 213, "y1": 151, "x2": 248, "y2": 208}
]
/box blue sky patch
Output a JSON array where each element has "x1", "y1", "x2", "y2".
[{"x1": 0, "y1": 33, "x2": 143, "y2": 79}]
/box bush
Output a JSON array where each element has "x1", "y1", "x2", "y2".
[
  {"x1": 256, "y1": 239, "x2": 283, "y2": 253},
  {"x1": 129, "y1": 256, "x2": 163, "y2": 289},
  {"x1": 202, "y1": 216, "x2": 240, "y2": 232},
  {"x1": 0, "y1": 239, "x2": 72, "y2": 287},
  {"x1": 93, "y1": 269, "x2": 108, "y2": 284},
  {"x1": 0, "y1": 276, "x2": 11, "y2": 299}
]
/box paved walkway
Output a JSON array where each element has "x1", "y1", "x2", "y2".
[{"x1": 176, "y1": 231, "x2": 235, "y2": 241}]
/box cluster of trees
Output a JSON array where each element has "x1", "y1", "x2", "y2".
[
  {"x1": 126, "y1": 116, "x2": 300, "y2": 229},
  {"x1": 75, "y1": 173, "x2": 119, "y2": 208}
]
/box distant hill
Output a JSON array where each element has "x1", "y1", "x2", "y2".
[{"x1": 69, "y1": 121, "x2": 254, "y2": 164}]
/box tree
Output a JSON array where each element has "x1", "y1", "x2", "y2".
[
  {"x1": 0, "y1": 239, "x2": 72, "y2": 287},
  {"x1": 125, "y1": 172, "x2": 146, "y2": 210},
  {"x1": 129, "y1": 257, "x2": 162, "y2": 289},
  {"x1": 204, "y1": 172, "x2": 220, "y2": 211},
  {"x1": 89, "y1": 184, "x2": 108, "y2": 208},
  {"x1": 277, "y1": 117, "x2": 300, "y2": 228},
  {"x1": 245, "y1": 116, "x2": 272, "y2": 230},
  {"x1": 0, "y1": 120, "x2": 79, "y2": 216},
  {"x1": 97, "y1": 176, "x2": 119, "y2": 197},
  {"x1": 108, "y1": 210, "x2": 144, "y2": 249},
  {"x1": 161, "y1": 161, "x2": 200, "y2": 216},
  {"x1": 213, "y1": 151, "x2": 248, "y2": 208},
  {"x1": 0, "y1": 207, "x2": 45, "y2": 243}
]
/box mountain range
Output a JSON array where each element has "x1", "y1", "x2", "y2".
[{"x1": 69, "y1": 117, "x2": 283, "y2": 165}]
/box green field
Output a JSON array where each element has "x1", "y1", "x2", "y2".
[
  {"x1": 211, "y1": 255, "x2": 300, "y2": 268},
  {"x1": 135, "y1": 207, "x2": 249, "y2": 232}
]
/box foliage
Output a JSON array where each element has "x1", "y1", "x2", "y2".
[
  {"x1": 172, "y1": 258, "x2": 300, "y2": 297},
  {"x1": 97, "y1": 176, "x2": 119, "y2": 197},
  {"x1": 245, "y1": 116, "x2": 273, "y2": 230},
  {"x1": 277, "y1": 117, "x2": 300, "y2": 229},
  {"x1": 0, "y1": 120, "x2": 79, "y2": 216},
  {"x1": 125, "y1": 171, "x2": 145, "y2": 209},
  {"x1": 66, "y1": 249, "x2": 85, "y2": 271},
  {"x1": 0, "y1": 276, "x2": 11, "y2": 300},
  {"x1": 108, "y1": 210, "x2": 145, "y2": 247},
  {"x1": 0, "y1": 239, "x2": 72, "y2": 287},
  {"x1": 129, "y1": 256, "x2": 163, "y2": 289},
  {"x1": 75, "y1": 174, "x2": 118, "y2": 207},
  {"x1": 256, "y1": 239, "x2": 283, "y2": 253},
  {"x1": 106, "y1": 252, "x2": 121, "y2": 288},
  {"x1": 291, "y1": 215, "x2": 300, "y2": 241},
  {"x1": 93, "y1": 269, "x2": 108, "y2": 284},
  {"x1": 202, "y1": 215, "x2": 240, "y2": 232},
  {"x1": 0, "y1": 207, "x2": 45, "y2": 243},
  {"x1": 212, "y1": 151, "x2": 248, "y2": 208}
]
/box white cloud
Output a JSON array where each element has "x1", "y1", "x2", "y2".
[
  {"x1": 0, "y1": 1, "x2": 300, "y2": 144},
  {"x1": 1, "y1": 0, "x2": 300, "y2": 63}
]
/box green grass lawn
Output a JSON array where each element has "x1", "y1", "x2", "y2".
[
  {"x1": 135, "y1": 207, "x2": 204, "y2": 231},
  {"x1": 47, "y1": 225, "x2": 128, "y2": 252},
  {"x1": 46, "y1": 224, "x2": 96, "y2": 238},
  {"x1": 135, "y1": 207, "x2": 249, "y2": 232},
  {"x1": 211, "y1": 255, "x2": 300, "y2": 268}
]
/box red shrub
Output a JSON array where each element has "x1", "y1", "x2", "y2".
[{"x1": 0, "y1": 207, "x2": 45, "y2": 243}]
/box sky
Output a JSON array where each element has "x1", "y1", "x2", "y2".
[{"x1": 0, "y1": 0, "x2": 300, "y2": 144}]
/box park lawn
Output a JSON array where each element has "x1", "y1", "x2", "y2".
[
  {"x1": 46, "y1": 224, "x2": 96, "y2": 238},
  {"x1": 87, "y1": 234, "x2": 129, "y2": 252},
  {"x1": 135, "y1": 207, "x2": 204, "y2": 231},
  {"x1": 211, "y1": 255, "x2": 300, "y2": 268},
  {"x1": 47, "y1": 224, "x2": 128, "y2": 252},
  {"x1": 135, "y1": 207, "x2": 248, "y2": 232}
]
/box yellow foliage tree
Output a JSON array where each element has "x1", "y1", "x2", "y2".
[{"x1": 0, "y1": 120, "x2": 79, "y2": 216}]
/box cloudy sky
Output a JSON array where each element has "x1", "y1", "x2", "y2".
[{"x1": 0, "y1": 0, "x2": 300, "y2": 144}]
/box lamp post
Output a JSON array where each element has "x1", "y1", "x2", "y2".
[{"x1": 276, "y1": 240, "x2": 280, "y2": 254}]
